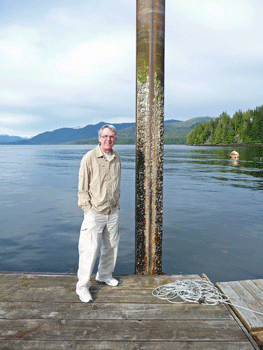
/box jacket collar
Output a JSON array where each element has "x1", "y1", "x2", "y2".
[{"x1": 95, "y1": 145, "x2": 116, "y2": 159}]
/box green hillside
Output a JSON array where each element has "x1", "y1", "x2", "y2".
[
  {"x1": 69, "y1": 117, "x2": 211, "y2": 145},
  {"x1": 187, "y1": 106, "x2": 263, "y2": 145},
  {"x1": 163, "y1": 117, "x2": 211, "y2": 144}
]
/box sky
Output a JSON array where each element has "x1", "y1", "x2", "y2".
[{"x1": 1, "y1": 0, "x2": 263, "y2": 138}]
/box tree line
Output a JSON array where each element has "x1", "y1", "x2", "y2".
[{"x1": 187, "y1": 105, "x2": 263, "y2": 145}]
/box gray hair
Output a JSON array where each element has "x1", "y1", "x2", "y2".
[{"x1": 98, "y1": 124, "x2": 117, "y2": 138}]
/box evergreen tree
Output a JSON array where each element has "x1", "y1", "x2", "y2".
[{"x1": 214, "y1": 123, "x2": 222, "y2": 143}]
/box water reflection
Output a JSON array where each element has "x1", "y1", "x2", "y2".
[
  {"x1": 230, "y1": 160, "x2": 239, "y2": 166},
  {"x1": 164, "y1": 145, "x2": 263, "y2": 192}
]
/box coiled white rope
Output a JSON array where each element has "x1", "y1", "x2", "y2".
[
  {"x1": 152, "y1": 279, "x2": 263, "y2": 316},
  {"x1": 152, "y1": 279, "x2": 225, "y2": 305}
]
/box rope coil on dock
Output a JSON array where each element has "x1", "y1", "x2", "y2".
[
  {"x1": 152, "y1": 279, "x2": 263, "y2": 316},
  {"x1": 152, "y1": 279, "x2": 228, "y2": 305}
]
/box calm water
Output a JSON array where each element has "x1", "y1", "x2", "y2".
[{"x1": 1, "y1": 144, "x2": 262, "y2": 283}]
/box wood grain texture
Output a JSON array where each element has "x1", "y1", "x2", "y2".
[
  {"x1": 217, "y1": 280, "x2": 263, "y2": 332},
  {"x1": 0, "y1": 273, "x2": 256, "y2": 349}
]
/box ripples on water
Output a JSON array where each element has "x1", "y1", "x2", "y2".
[
  {"x1": 0, "y1": 144, "x2": 262, "y2": 283},
  {"x1": 163, "y1": 146, "x2": 263, "y2": 282}
]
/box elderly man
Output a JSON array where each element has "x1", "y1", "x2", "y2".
[{"x1": 76, "y1": 124, "x2": 121, "y2": 303}]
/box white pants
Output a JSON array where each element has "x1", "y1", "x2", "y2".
[{"x1": 77, "y1": 208, "x2": 120, "y2": 289}]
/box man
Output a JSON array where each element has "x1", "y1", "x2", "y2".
[{"x1": 76, "y1": 124, "x2": 121, "y2": 303}]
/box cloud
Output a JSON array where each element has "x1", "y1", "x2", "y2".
[
  {"x1": 170, "y1": 0, "x2": 255, "y2": 31},
  {"x1": 165, "y1": 0, "x2": 263, "y2": 115},
  {"x1": 0, "y1": 0, "x2": 263, "y2": 137},
  {"x1": 0, "y1": 89, "x2": 28, "y2": 105},
  {"x1": 0, "y1": 113, "x2": 43, "y2": 137},
  {"x1": 58, "y1": 32, "x2": 133, "y2": 78},
  {"x1": 0, "y1": 6, "x2": 135, "y2": 101},
  {"x1": 0, "y1": 25, "x2": 41, "y2": 69},
  {"x1": 0, "y1": 113, "x2": 42, "y2": 126}
]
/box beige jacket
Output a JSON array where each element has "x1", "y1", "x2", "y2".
[{"x1": 78, "y1": 145, "x2": 121, "y2": 214}]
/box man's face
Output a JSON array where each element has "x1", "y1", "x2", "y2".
[{"x1": 99, "y1": 128, "x2": 116, "y2": 153}]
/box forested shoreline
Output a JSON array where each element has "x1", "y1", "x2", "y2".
[{"x1": 187, "y1": 105, "x2": 263, "y2": 145}]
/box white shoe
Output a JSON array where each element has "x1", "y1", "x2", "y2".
[
  {"x1": 96, "y1": 275, "x2": 118, "y2": 287},
  {"x1": 76, "y1": 287, "x2": 93, "y2": 303}
]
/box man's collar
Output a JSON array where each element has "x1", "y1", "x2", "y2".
[
  {"x1": 95, "y1": 145, "x2": 115, "y2": 159},
  {"x1": 95, "y1": 145, "x2": 104, "y2": 158}
]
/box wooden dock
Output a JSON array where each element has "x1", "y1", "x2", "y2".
[
  {"x1": 0, "y1": 272, "x2": 259, "y2": 349},
  {"x1": 217, "y1": 279, "x2": 263, "y2": 346}
]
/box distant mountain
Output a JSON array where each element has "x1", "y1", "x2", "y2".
[
  {"x1": 69, "y1": 117, "x2": 212, "y2": 145},
  {"x1": 163, "y1": 117, "x2": 211, "y2": 144},
  {"x1": 115, "y1": 117, "x2": 211, "y2": 144},
  {"x1": 0, "y1": 135, "x2": 26, "y2": 143},
  {"x1": 164, "y1": 119, "x2": 181, "y2": 123},
  {"x1": 10, "y1": 122, "x2": 136, "y2": 145},
  {"x1": 5, "y1": 117, "x2": 211, "y2": 145}
]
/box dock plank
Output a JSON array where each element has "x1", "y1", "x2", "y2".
[
  {"x1": 0, "y1": 319, "x2": 251, "y2": 342},
  {"x1": 231, "y1": 281, "x2": 263, "y2": 313},
  {"x1": 0, "y1": 302, "x2": 230, "y2": 320},
  {"x1": 1, "y1": 285, "x2": 215, "y2": 304},
  {"x1": 0, "y1": 340, "x2": 255, "y2": 350},
  {"x1": 231, "y1": 282, "x2": 263, "y2": 328},
  {"x1": 0, "y1": 273, "x2": 201, "y2": 289},
  {"x1": 253, "y1": 280, "x2": 263, "y2": 293},
  {"x1": 240, "y1": 280, "x2": 263, "y2": 307},
  {"x1": 0, "y1": 273, "x2": 256, "y2": 349},
  {"x1": 217, "y1": 281, "x2": 263, "y2": 332}
]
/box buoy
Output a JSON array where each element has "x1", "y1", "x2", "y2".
[{"x1": 229, "y1": 150, "x2": 239, "y2": 159}]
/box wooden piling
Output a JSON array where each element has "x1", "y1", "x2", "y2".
[{"x1": 135, "y1": 0, "x2": 165, "y2": 275}]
